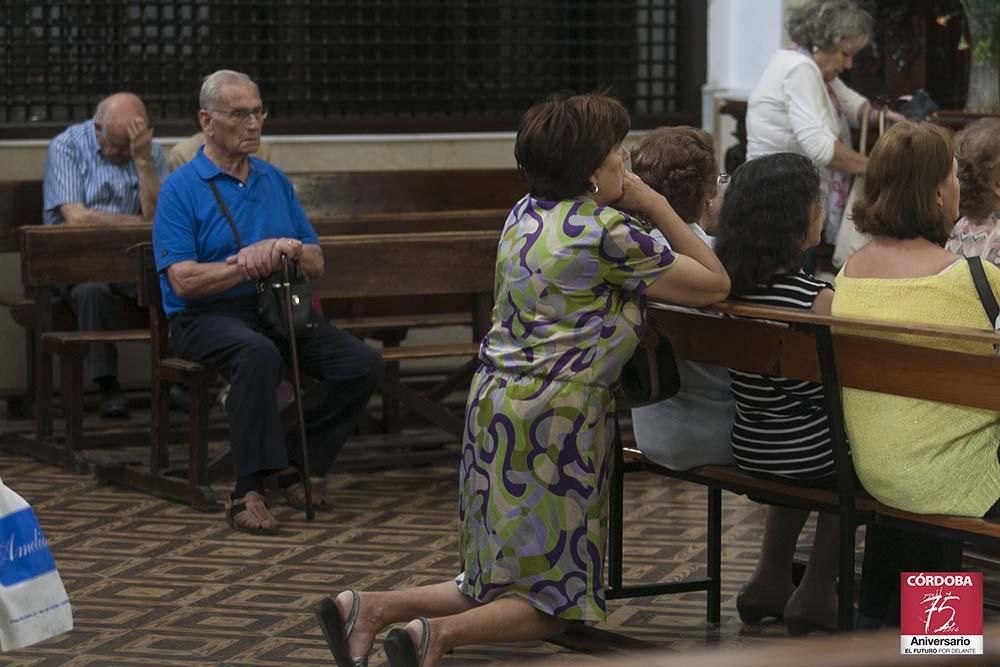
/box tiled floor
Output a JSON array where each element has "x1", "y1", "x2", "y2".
[{"x1": 0, "y1": 446, "x2": 837, "y2": 666}]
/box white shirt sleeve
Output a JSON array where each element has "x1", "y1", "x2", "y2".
[
  {"x1": 783, "y1": 62, "x2": 837, "y2": 167},
  {"x1": 829, "y1": 77, "x2": 869, "y2": 128}
]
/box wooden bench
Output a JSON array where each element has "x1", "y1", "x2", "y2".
[
  {"x1": 0, "y1": 169, "x2": 522, "y2": 252},
  {"x1": 609, "y1": 300, "x2": 1000, "y2": 631},
  {"x1": 18, "y1": 223, "x2": 152, "y2": 467},
  {"x1": 114, "y1": 230, "x2": 499, "y2": 509},
  {"x1": 10, "y1": 203, "x2": 506, "y2": 433},
  {"x1": 0, "y1": 170, "x2": 520, "y2": 416}
]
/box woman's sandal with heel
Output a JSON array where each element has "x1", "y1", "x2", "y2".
[{"x1": 314, "y1": 589, "x2": 369, "y2": 667}]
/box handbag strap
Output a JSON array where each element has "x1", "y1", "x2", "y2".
[
  {"x1": 208, "y1": 180, "x2": 244, "y2": 249},
  {"x1": 968, "y1": 256, "x2": 1000, "y2": 328},
  {"x1": 858, "y1": 107, "x2": 869, "y2": 157}
]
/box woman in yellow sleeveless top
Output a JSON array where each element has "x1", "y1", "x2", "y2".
[{"x1": 832, "y1": 121, "x2": 1000, "y2": 518}]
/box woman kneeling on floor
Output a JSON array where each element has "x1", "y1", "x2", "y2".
[{"x1": 311, "y1": 92, "x2": 730, "y2": 667}]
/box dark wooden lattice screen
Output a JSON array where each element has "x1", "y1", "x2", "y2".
[{"x1": 0, "y1": 1, "x2": 705, "y2": 137}]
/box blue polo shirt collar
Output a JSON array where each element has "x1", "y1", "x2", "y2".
[{"x1": 192, "y1": 146, "x2": 260, "y2": 186}]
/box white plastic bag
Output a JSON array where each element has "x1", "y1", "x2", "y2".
[
  {"x1": 833, "y1": 110, "x2": 885, "y2": 269},
  {"x1": 0, "y1": 477, "x2": 72, "y2": 651}
]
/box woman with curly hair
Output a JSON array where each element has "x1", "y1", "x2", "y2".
[
  {"x1": 946, "y1": 117, "x2": 1000, "y2": 266},
  {"x1": 715, "y1": 152, "x2": 841, "y2": 634},
  {"x1": 629, "y1": 126, "x2": 736, "y2": 470},
  {"x1": 747, "y1": 0, "x2": 902, "y2": 270}
]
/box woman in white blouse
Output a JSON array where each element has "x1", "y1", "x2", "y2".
[{"x1": 747, "y1": 0, "x2": 901, "y2": 265}]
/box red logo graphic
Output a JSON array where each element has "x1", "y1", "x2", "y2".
[{"x1": 900, "y1": 572, "x2": 983, "y2": 655}]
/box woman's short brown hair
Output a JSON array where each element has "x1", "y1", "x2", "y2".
[
  {"x1": 631, "y1": 126, "x2": 717, "y2": 223},
  {"x1": 515, "y1": 92, "x2": 630, "y2": 200},
  {"x1": 853, "y1": 121, "x2": 955, "y2": 245},
  {"x1": 956, "y1": 117, "x2": 1000, "y2": 221}
]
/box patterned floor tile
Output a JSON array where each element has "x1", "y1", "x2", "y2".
[{"x1": 0, "y1": 448, "x2": 994, "y2": 665}]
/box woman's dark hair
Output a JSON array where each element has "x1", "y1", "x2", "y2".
[
  {"x1": 631, "y1": 126, "x2": 717, "y2": 223},
  {"x1": 515, "y1": 92, "x2": 630, "y2": 200},
  {"x1": 955, "y1": 117, "x2": 1000, "y2": 221},
  {"x1": 853, "y1": 121, "x2": 954, "y2": 245},
  {"x1": 715, "y1": 153, "x2": 820, "y2": 297}
]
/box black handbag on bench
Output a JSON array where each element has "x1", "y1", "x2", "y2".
[
  {"x1": 618, "y1": 323, "x2": 681, "y2": 405},
  {"x1": 209, "y1": 180, "x2": 316, "y2": 339}
]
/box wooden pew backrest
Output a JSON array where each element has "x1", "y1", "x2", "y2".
[
  {"x1": 0, "y1": 171, "x2": 522, "y2": 255},
  {"x1": 649, "y1": 300, "x2": 1000, "y2": 413},
  {"x1": 311, "y1": 230, "x2": 499, "y2": 299},
  {"x1": 19, "y1": 223, "x2": 152, "y2": 288},
  {"x1": 288, "y1": 169, "x2": 525, "y2": 218}
]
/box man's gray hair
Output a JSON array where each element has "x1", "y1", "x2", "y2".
[
  {"x1": 787, "y1": 0, "x2": 873, "y2": 52},
  {"x1": 200, "y1": 70, "x2": 259, "y2": 110}
]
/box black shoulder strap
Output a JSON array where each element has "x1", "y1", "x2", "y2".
[
  {"x1": 208, "y1": 180, "x2": 244, "y2": 249},
  {"x1": 968, "y1": 256, "x2": 1000, "y2": 328}
]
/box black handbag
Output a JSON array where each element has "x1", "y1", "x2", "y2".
[
  {"x1": 255, "y1": 263, "x2": 316, "y2": 339},
  {"x1": 618, "y1": 325, "x2": 681, "y2": 405},
  {"x1": 209, "y1": 181, "x2": 316, "y2": 339}
]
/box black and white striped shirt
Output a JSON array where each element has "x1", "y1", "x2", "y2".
[{"x1": 729, "y1": 272, "x2": 835, "y2": 481}]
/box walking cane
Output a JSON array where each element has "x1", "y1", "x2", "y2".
[{"x1": 280, "y1": 254, "x2": 314, "y2": 520}]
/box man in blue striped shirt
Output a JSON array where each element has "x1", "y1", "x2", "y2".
[{"x1": 43, "y1": 92, "x2": 169, "y2": 418}]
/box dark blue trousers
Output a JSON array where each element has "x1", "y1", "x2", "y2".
[{"x1": 169, "y1": 299, "x2": 383, "y2": 480}]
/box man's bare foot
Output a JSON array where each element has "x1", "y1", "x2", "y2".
[{"x1": 226, "y1": 490, "x2": 279, "y2": 534}]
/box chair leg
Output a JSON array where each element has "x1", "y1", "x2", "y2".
[
  {"x1": 706, "y1": 486, "x2": 722, "y2": 624},
  {"x1": 188, "y1": 380, "x2": 210, "y2": 489},
  {"x1": 151, "y1": 379, "x2": 170, "y2": 473},
  {"x1": 35, "y1": 343, "x2": 53, "y2": 440},
  {"x1": 382, "y1": 361, "x2": 401, "y2": 432},
  {"x1": 60, "y1": 350, "x2": 84, "y2": 455},
  {"x1": 20, "y1": 328, "x2": 36, "y2": 418},
  {"x1": 838, "y1": 513, "x2": 857, "y2": 631},
  {"x1": 607, "y1": 425, "x2": 625, "y2": 592}
]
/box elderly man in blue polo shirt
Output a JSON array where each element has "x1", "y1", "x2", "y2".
[
  {"x1": 43, "y1": 92, "x2": 169, "y2": 418},
  {"x1": 153, "y1": 70, "x2": 383, "y2": 534}
]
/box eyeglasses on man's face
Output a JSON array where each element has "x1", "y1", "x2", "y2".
[{"x1": 211, "y1": 106, "x2": 268, "y2": 124}]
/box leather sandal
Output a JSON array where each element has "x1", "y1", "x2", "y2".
[
  {"x1": 268, "y1": 469, "x2": 328, "y2": 510},
  {"x1": 314, "y1": 589, "x2": 369, "y2": 667},
  {"x1": 225, "y1": 490, "x2": 279, "y2": 534},
  {"x1": 383, "y1": 617, "x2": 430, "y2": 667}
]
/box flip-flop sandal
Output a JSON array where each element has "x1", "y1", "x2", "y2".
[
  {"x1": 225, "y1": 492, "x2": 279, "y2": 535},
  {"x1": 314, "y1": 590, "x2": 369, "y2": 667},
  {"x1": 383, "y1": 617, "x2": 430, "y2": 667}
]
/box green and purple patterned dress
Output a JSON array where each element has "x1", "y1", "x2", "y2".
[{"x1": 456, "y1": 195, "x2": 675, "y2": 622}]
